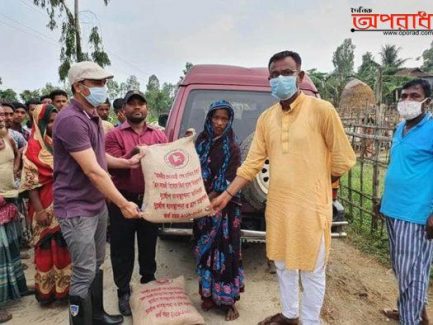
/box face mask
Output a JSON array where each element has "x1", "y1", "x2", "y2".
[
  {"x1": 397, "y1": 98, "x2": 427, "y2": 120},
  {"x1": 270, "y1": 75, "x2": 298, "y2": 101},
  {"x1": 83, "y1": 85, "x2": 108, "y2": 107}
]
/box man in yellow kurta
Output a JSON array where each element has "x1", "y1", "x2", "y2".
[{"x1": 212, "y1": 50, "x2": 356, "y2": 325}]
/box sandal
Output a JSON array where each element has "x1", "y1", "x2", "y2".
[
  {"x1": 258, "y1": 313, "x2": 299, "y2": 325},
  {"x1": 225, "y1": 305, "x2": 239, "y2": 321},
  {"x1": 382, "y1": 308, "x2": 399, "y2": 321},
  {"x1": 382, "y1": 307, "x2": 429, "y2": 324}
]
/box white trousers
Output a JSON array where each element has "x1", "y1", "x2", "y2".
[{"x1": 274, "y1": 236, "x2": 326, "y2": 325}]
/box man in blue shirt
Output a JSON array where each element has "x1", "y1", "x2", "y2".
[{"x1": 381, "y1": 79, "x2": 433, "y2": 324}]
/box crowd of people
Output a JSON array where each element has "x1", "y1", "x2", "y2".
[
  {"x1": 0, "y1": 67, "x2": 132, "y2": 323},
  {"x1": 0, "y1": 49, "x2": 432, "y2": 325}
]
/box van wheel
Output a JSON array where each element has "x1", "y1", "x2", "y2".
[{"x1": 240, "y1": 132, "x2": 269, "y2": 210}]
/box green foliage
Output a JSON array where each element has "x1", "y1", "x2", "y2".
[
  {"x1": 332, "y1": 38, "x2": 355, "y2": 80},
  {"x1": 106, "y1": 79, "x2": 126, "y2": 100},
  {"x1": 347, "y1": 228, "x2": 390, "y2": 265},
  {"x1": 421, "y1": 41, "x2": 433, "y2": 73},
  {"x1": 379, "y1": 44, "x2": 408, "y2": 73},
  {"x1": 177, "y1": 62, "x2": 193, "y2": 85},
  {"x1": 107, "y1": 62, "x2": 193, "y2": 119},
  {"x1": 340, "y1": 163, "x2": 390, "y2": 263},
  {"x1": 375, "y1": 45, "x2": 409, "y2": 105},
  {"x1": 107, "y1": 72, "x2": 177, "y2": 120},
  {"x1": 381, "y1": 74, "x2": 412, "y2": 104},
  {"x1": 307, "y1": 69, "x2": 341, "y2": 106},
  {"x1": 354, "y1": 46, "x2": 412, "y2": 104},
  {"x1": 20, "y1": 89, "x2": 41, "y2": 102},
  {"x1": 89, "y1": 27, "x2": 110, "y2": 67},
  {"x1": 39, "y1": 83, "x2": 58, "y2": 96},
  {"x1": 0, "y1": 88, "x2": 18, "y2": 101},
  {"x1": 307, "y1": 38, "x2": 356, "y2": 106},
  {"x1": 357, "y1": 52, "x2": 379, "y2": 89},
  {"x1": 125, "y1": 75, "x2": 140, "y2": 92},
  {"x1": 106, "y1": 75, "x2": 141, "y2": 101},
  {"x1": 144, "y1": 75, "x2": 175, "y2": 118},
  {"x1": 311, "y1": 40, "x2": 419, "y2": 106},
  {"x1": 33, "y1": 0, "x2": 110, "y2": 81}
]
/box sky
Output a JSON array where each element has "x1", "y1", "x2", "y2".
[{"x1": 1, "y1": 0, "x2": 433, "y2": 95}]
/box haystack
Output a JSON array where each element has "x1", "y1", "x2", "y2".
[{"x1": 339, "y1": 79, "x2": 376, "y2": 113}]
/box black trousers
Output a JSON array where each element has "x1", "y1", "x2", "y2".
[{"x1": 109, "y1": 192, "x2": 158, "y2": 297}]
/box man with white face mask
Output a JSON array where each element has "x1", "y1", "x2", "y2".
[
  {"x1": 212, "y1": 50, "x2": 356, "y2": 325},
  {"x1": 53, "y1": 61, "x2": 144, "y2": 325},
  {"x1": 380, "y1": 79, "x2": 433, "y2": 325}
]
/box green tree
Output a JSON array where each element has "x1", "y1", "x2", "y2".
[
  {"x1": 0, "y1": 89, "x2": 18, "y2": 101},
  {"x1": 332, "y1": 38, "x2": 355, "y2": 81},
  {"x1": 39, "y1": 83, "x2": 58, "y2": 96},
  {"x1": 376, "y1": 45, "x2": 409, "y2": 103},
  {"x1": 106, "y1": 75, "x2": 141, "y2": 101},
  {"x1": 356, "y1": 52, "x2": 379, "y2": 89},
  {"x1": 306, "y1": 69, "x2": 344, "y2": 106},
  {"x1": 421, "y1": 41, "x2": 433, "y2": 73},
  {"x1": 306, "y1": 69, "x2": 328, "y2": 94},
  {"x1": 20, "y1": 89, "x2": 41, "y2": 103},
  {"x1": 159, "y1": 82, "x2": 176, "y2": 112},
  {"x1": 379, "y1": 44, "x2": 407, "y2": 74},
  {"x1": 144, "y1": 75, "x2": 175, "y2": 119},
  {"x1": 146, "y1": 74, "x2": 160, "y2": 92},
  {"x1": 33, "y1": 0, "x2": 111, "y2": 80},
  {"x1": 125, "y1": 75, "x2": 140, "y2": 91},
  {"x1": 107, "y1": 80, "x2": 125, "y2": 100},
  {"x1": 381, "y1": 74, "x2": 412, "y2": 104},
  {"x1": 322, "y1": 38, "x2": 356, "y2": 105},
  {"x1": 178, "y1": 62, "x2": 193, "y2": 85}
]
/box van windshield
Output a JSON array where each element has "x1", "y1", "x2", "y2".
[{"x1": 180, "y1": 89, "x2": 276, "y2": 143}]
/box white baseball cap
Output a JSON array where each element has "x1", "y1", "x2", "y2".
[{"x1": 68, "y1": 61, "x2": 113, "y2": 85}]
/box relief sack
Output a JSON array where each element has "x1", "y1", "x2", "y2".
[
  {"x1": 140, "y1": 133, "x2": 211, "y2": 223},
  {"x1": 130, "y1": 276, "x2": 205, "y2": 325}
]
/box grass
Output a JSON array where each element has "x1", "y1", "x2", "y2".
[
  {"x1": 339, "y1": 162, "x2": 391, "y2": 265},
  {"x1": 346, "y1": 225, "x2": 390, "y2": 266}
]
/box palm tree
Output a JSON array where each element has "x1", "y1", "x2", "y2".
[{"x1": 379, "y1": 45, "x2": 408, "y2": 73}]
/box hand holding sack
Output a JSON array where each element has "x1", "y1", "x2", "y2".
[
  {"x1": 130, "y1": 276, "x2": 205, "y2": 325},
  {"x1": 139, "y1": 132, "x2": 212, "y2": 223}
]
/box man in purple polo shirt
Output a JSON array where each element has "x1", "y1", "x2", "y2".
[
  {"x1": 105, "y1": 90, "x2": 168, "y2": 316},
  {"x1": 53, "y1": 61, "x2": 142, "y2": 325}
]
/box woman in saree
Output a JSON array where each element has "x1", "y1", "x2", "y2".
[
  {"x1": 20, "y1": 104, "x2": 71, "y2": 304},
  {"x1": 194, "y1": 100, "x2": 244, "y2": 321}
]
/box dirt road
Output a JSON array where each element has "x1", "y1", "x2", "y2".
[{"x1": 7, "y1": 238, "x2": 433, "y2": 324}]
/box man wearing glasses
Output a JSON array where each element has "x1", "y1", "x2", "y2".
[{"x1": 212, "y1": 50, "x2": 356, "y2": 325}]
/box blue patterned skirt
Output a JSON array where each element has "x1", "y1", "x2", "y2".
[{"x1": 193, "y1": 203, "x2": 244, "y2": 306}]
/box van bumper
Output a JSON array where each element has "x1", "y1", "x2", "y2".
[{"x1": 159, "y1": 220, "x2": 348, "y2": 242}]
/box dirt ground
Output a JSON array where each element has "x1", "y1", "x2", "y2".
[{"x1": 5, "y1": 238, "x2": 433, "y2": 324}]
